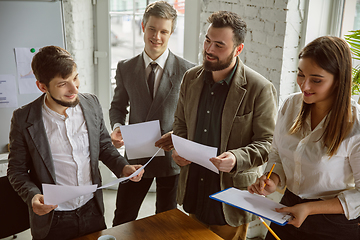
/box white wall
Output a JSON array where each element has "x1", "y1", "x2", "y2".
[
  {"x1": 63, "y1": 0, "x2": 95, "y2": 94},
  {"x1": 197, "y1": 0, "x2": 307, "y2": 104}
]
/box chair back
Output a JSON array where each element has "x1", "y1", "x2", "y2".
[{"x1": 0, "y1": 176, "x2": 30, "y2": 238}]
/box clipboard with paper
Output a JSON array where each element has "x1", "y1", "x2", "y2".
[{"x1": 210, "y1": 187, "x2": 292, "y2": 226}]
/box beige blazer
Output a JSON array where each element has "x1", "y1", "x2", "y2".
[{"x1": 173, "y1": 58, "x2": 278, "y2": 227}]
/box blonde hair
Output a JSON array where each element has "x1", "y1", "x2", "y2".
[{"x1": 142, "y1": 1, "x2": 177, "y2": 33}]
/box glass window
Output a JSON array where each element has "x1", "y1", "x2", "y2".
[
  {"x1": 109, "y1": 0, "x2": 185, "y2": 86},
  {"x1": 354, "y1": 0, "x2": 360, "y2": 30}
]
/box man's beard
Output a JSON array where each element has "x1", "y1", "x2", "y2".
[
  {"x1": 49, "y1": 92, "x2": 79, "y2": 108},
  {"x1": 203, "y1": 48, "x2": 235, "y2": 72}
]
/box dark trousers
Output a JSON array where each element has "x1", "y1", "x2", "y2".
[
  {"x1": 266, "y1": 189, "x2": 360, "y2": 240},
  {"x1": 34, "y1": 198, "x2": 106, "y2": 240},
  {"x1": 112, "y1": 174, "x2": 179, "y2": 226}
]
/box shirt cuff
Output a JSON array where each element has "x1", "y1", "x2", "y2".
[
  {"x1": 113, "y1": 123, "x2": 122, "y2": 131},
  {"x1": 337, "y1": 189, "x2": 360, "y2": 220}
]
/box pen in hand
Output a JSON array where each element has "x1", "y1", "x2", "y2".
[{"x1": 264, "y1": 163, "x2": 276, "y2": 188}]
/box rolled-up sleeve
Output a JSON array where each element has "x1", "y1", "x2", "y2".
[{"x1": 337, "y1": 141, "x2": 360, "y2": 220}]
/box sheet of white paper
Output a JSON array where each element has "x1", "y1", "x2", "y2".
[
  {"x1": 120, "y1": 120, "x2": 164, "y2": 159},
  {"x1": 43, "y1": 184, "x2": 98, "y2": 205},
  {"x1": 14, "y1": 47, "x2": 41, "y2": 94},
  {"x1": 0, "y1": 74, "x2": 18, "y2": 108},
  {"x1": 42, "y1": 149, "x2": 161, "y2": 205},
  {"x1": 171, "y1": 134, "x2": 218, "y2": 173},
  {"x1": 98, "y1": 148, "x2": 161, "y2": 189},
  {"x1": 210, "y1": 188, "x2": 292, "y2": 226}
]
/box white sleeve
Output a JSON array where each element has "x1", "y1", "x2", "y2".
[{"x1": 337, "y1": 140, "x2": 360, "y2": 220}]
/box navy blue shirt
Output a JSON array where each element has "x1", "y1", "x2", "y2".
[{"x1": 183, "y1": 59, "x2": 238, "y2": 225}]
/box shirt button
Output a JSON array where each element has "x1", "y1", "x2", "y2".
[
  {"x1": 207, "y1": 110, "x2": 210, "y2": 114},
  {"x1": 211, "y1": 92, "x2": 214, "y2": 95},
  {"x1": 204, "y1": 129, "x2": 207, "y2": 132},
  {"x1": 200, "y1": 178, "x2": 204, "y2": 181}
]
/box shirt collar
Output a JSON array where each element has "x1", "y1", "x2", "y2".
[{"x1": 143, "y1": 48, "x2": 169, "y2": 69}]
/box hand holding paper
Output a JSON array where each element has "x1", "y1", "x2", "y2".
[
  {"x1": 32, "y1": 194, "x2": 57, "y2": 216},
  {"x1": 172, "y1": 150, "x2": 192, "y2": 167},
  {"x1": 43, "y1": 149, "x2": 160, "y2": 206},
  {"x1": 110, "y1": 127, "x2": 124, "y2": 148},
  {"x1": 98, "y1": 148, "x2": 161, "y2": 189},
  {"x1": 122, "y1": 164, "x2": 144, "y2": 182},
  {"x1": 120, "y1": 120, "x2": 164, "y2": 159},
  {"x1": 43, "y1": 184, "x2": 98, "y2": 205},
  {"x1": 171, "y1": 134, "x2": 218, "y2": 173},
  {"x1": 155, "y1": 131, "x2": 174, "y2": 151},
  {"x1": 209, "y1": 152, "x2": 236, "y2": 173}
]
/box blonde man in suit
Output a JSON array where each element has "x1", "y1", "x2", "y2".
[
  {"x1": 109, "y1": 1, "x2": 194, "y2": 226},
  {"x1": 171, "y1": 11, "x2": 277, "y2": 240}
]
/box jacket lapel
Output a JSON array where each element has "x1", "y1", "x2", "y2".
[
  {"x1": 220, "y1": 58, "x2": 247, "y2": 152},
  {"x1": 134, "y1": 54, "x2": 152, "y2": 101},
  {"x1": 187, "y1": 68, "x2": 205, "y2": 140},
  {"x1": 26, "y1": 94, "x2": 56, "y2": 183},
  {"x1": 78, "y1": 94, "x2": 99, "y2": 180}
]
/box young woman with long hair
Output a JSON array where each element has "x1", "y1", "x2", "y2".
[{"x1": 248, "y1": 36, "x2": 360, "y2": 240}]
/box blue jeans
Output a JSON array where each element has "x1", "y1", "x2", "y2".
[
  {"x1": 266, "y1": 189, "x2": 360, "y2": 240},
  {"x1": 34, "y1": 198, "x2": 106, "y2": 240}
]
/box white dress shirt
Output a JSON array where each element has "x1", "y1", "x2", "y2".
[
  {"x1": 266, "y1": 93, "x2": 360, "y2": 220},
  {"x1": 113, "y1": 49, "x2": 169, "y2": 131},
  {"x1": 143, "y1": 49, "x2": 169, "y2": 98},
  {"x1": 42, "y1": 99, "x2": 93, "y2": 211}
]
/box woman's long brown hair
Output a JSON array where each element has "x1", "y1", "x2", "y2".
[{"x1": 289, "y1": 36, "x2": 353, "y2": 156}]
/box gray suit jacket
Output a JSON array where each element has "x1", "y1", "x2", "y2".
[
  {"x1": 7, "y1": 93, "x2": 128, "y2": 239},
  {"x1": 109, "y1": 50, "x2": 194, "y2": 178}
]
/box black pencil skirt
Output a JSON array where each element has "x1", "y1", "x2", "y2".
[{"x1": 265, "y1": 189, "x2": 360, "y2": 240}]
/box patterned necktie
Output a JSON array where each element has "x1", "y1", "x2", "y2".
[{"x1": 147, "y1": 62, "x2": 157, "y2": 99}]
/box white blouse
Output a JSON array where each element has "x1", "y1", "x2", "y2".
[{"x1": 265, "y1": 93, "x2": 360, "y2": 220}]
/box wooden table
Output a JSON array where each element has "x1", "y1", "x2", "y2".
[{"x1": 74, "y1": 209, "x2": 223, "y2": 240}]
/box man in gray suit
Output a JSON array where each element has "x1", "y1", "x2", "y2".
[
  {"x1": 7, "y1": 46, "x2": 144, "y2": 240},
  {"x1": 109, "y1": 1, "x2": 194, "y2": 226}
]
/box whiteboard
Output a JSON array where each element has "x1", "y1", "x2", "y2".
[{"x1": 0, "y1": 0, "x2": 65, "y2": 153}]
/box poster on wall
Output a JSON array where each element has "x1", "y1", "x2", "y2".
[
  {"x1": 0, "y1": 74, "x2": 18, "y2": 108},
  {"x1": 14, "y1": 47, "x2": 41, "y2": 94}
]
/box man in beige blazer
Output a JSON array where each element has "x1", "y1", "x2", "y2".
[{"x1": 172, "y1": 11, "x2": 277, "y2": 240}]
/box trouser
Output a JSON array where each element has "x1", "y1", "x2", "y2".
[
  {"x1": 266, "y1": 189, "x2": 360, "y2": 240},
  {"x1": 34, "y1": 198, "x2": 106, "y2": 240},
  {"x1": 189, "y1": 213, "x2": 249, "y2": 240},
  {"x1": 112, "y1": 174, "x2": 179, "y2": 226}
]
